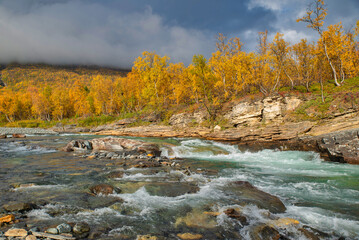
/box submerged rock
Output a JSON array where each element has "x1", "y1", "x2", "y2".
[
  {"x1": 177, "y1": 233, "x2": 203, "y2": 240},
  {"x1": 3, "y1": 202, "x2": 36, "y2": 213},
  {"x1": 145, "y1": 182, "x2": 200, "y2": 197},
  {"x1": 225, "y1": 181, "x2": 286, "y2": 214}
]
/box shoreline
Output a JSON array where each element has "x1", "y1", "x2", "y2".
[{"x1": 1, "y1": 114, "x2": 359, "y2": 164}]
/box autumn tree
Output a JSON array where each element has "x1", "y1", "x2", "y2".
[
  {"x1": 297, "y1": 0, "x2": 340, "y2": 86},
  {"x1": 291, "y1": 39, "x2": 315, "y2": 91}
]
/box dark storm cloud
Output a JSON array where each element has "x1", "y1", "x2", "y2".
[{"x1": 0, "y1": 0, "x2": 357, "y2": 68}]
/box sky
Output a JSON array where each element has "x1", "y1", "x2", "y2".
[{"x1": 0, "y1": 0, "x2": 358, "y2": 69}]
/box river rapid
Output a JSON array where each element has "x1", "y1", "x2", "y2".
[{"x1": 0, "y1": 134, "x2": 358, "y2": 239}]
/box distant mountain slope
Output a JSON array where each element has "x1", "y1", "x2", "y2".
[{"x1": 0, "y1": 63, "x2": 130, "y2": 88}]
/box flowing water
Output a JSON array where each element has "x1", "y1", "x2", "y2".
[{"x1": 0, "y1": 135, "x2": 358, "y2": 239}]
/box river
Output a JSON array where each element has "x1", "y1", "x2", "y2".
[{"x1": 0, "y1": 134, "x2": 358, "y2": 239}]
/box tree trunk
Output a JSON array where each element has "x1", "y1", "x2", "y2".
[{"x1": 323, "y1": 43, "x2": 340, "y2": 86}]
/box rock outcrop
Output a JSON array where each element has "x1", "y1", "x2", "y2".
[
  {"x1": 224, "y1": 96, "x2": 302, "y2": 126},
  {"x1": 169, "y1": 110, "x2": 209, "y2": 127}
]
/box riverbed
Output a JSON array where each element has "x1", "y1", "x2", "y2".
[{"x1": 0, "y1": 134, "x2": 358, "y2": 239}]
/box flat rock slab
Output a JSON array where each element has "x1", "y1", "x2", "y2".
[
  {"x1": 63, "y1": 137, "x2": 161, "y2": 156},
  {"x1": 5, "y1": 228, "x2": 28, "y2": 237}
]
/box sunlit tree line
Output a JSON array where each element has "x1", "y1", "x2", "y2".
[{"x1": 0, "y1": 0, "x2": 358, "y2": 122}]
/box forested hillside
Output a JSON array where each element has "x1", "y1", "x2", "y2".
[{"x1": 0, "y1": 1, "x2": 358, "y2": 126}]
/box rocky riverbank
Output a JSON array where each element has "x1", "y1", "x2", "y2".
[{"x1": 46, "y1": 95, "x2": 359, "y2": 165}]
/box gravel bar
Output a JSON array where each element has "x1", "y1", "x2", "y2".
[{"x1": 0, "y1": 127, "x2": 58, "y2": 135}]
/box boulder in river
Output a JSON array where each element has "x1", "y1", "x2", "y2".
[
  {"x1": 0, "y1": 134, "x2": 6, "y2": 139},
  {"x1": 225, "y1": 181, "x2": 286, "y2": 213},
  {"x1": 250, "y1": 224, "x2": 280, "y2": 240},
  {"x1": 89, "y1": 183, "x2": 120, "y2": 195}
]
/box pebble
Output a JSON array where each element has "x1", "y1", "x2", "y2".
[{"x1": 45, "y1": 227, "x2": 59, "y2": 235}]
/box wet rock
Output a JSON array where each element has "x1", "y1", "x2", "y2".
[
  {"x1": 88, "y1": 226, "x2": 110, "y2": 239},
  {"x1": 63, "y1": 137, "x2": 161, "y2": 156},
  {"x1": 46, "y1": 228, "x2": 59, "y2": 235},
  {"x1": 56, "y1": 223, "x2": 72, "y2": 234},
  {"x1": 136, "y1": 235, "x2": 159, "y2": 240},
  {"x1": 145, "y1": 182, "x2": 200, "y2": 197},
  {"x1": 73, "y1": 222, "x2": 90, "y2": 238},
  {"x1": 12, "y1": 134, "x2": 26, "y2": 138},
  {"x1": 268, "y1": 218, "x2": 299, "y2": 228},
  {"x1": 86, "y1": 195, "x2": 124, "y2": 209},
  {"x1": 0, "y1": 135, "x2": 6, "y2": 139},
  {"x1": 225, "y1": 181, "x2": 286, "y2": 213},
  {"x1": 224, "y1": 208, "x2": 248, "y2": 226},
  {"x1": 25, "y1": 235, "x2": 37, "y2": 240},
  {"x1": 175, "y1": 210, "x2": 217, "y2": 229},
  {"x1": 177, "y1": 233, "x2": 203, "y2": 240},
  {"x1": 133, "y1": 161, "x2": 162, "y2": 168},
  {"x1": 89, "y1": 184, "x2": 120, "y2": 195},
  {"x1": 250, "y1": 224, "x2": 280, "y2": 240},
  {"x1": 107, "y1": 171, "x2": 124, "y2": 179},
  {"x1": 0, "y1": 214, "x2": 15, "y2": 224},
  {"x1": 5, "y1": 228, "x2": 28, "y2": 237},
  {"x1": 316, "y1": 129, "x2": 359, "y2": 164},
  {"x1": 299, "y1": 228, "x2": 320, "y2": 240},
  {"x1": 3, "y1": 202, "x2": 36, "y2": 212},
  {"x1": 29, "y1": 227, "x2": 40, "y2": 233}
]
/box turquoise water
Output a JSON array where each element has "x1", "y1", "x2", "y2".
[{"x1": 0, "y1": 135, "x2": 358, "y2": 239}]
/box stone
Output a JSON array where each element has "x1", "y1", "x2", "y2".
[
  {"x1": 0, "y1": 214, "x2": 15, "y2": 224},
  {"x1": 224, "y1": 208, "x2": 248, "y2": 225},
  {"x1": 73, "y1": 222, "x2": 90, "y2": 238},
  {"x1": 0, "y1": 135, "x2": 6, "y2": 139},
  {"x1": 5, "y1": 228, "x2": 28, "y2": 237},
  {"x1": 250, "y1": 224, "x2": 280, "y2": 240},
  {"x1": 12, "y1": 134, "x2": 26, "y2": 138},
  {"x1": 107, "y1": 171, "x2": 124, "y2": 179},
  {"x1": 25, "y1": 235, "x2": 37, "y2": 240},
  {"x1": 144, "y1": 182, "x2": 200, "y2": 197},
  {"x1": 214, "y1": 125, "x2": 221, "y2": 131},
  {"x1": 46, "y1": 228, "x2": 59, "y2": 235},
  {"x1": 299, "y1": 228, "x2": 320, "y2": 240},
  {"x1": 225, "y1": 181, "x2": 286, "y2": 213},
  {"x1": 73, "y1": 222, "x2": 90, "y2": 234},
  {"x1": 56, "y1": 223, "x2": 72, "y2": 234},
  {"x1": 89, "y1": 184, "x2": 118, "y2": 195},
  {"x1": 175, "y1": 210, "x2": 217, "y2": 229},
  {"x1": 3, "y1": 202, "x2": 35, "y2": 212},
  {"x1": 268, "y1": 218, "x2": 300, "y2": 228},
  {"x1": 136, "y1": 235, "x2": 158, "y2": 240},
  {"x1": 177, "y1": 233, "x2": 203, "y2": 240}
]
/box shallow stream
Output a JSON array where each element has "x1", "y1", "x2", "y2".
[{"x1": 0, "y1": 135, "x2": 358, "y2": 239}]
